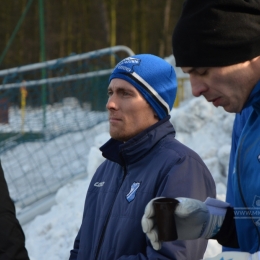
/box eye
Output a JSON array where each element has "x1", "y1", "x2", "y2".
[
  {"x1": 122, "y1": 91, "x2": 130, "y2": 96},
  {"x1": 107, "y1": 90, "x2": 113, "y2": 96},
  {"x1": 196, "y1": 68, "x2": 208, "y2": 76}
]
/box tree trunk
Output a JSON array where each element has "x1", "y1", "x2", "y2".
[
  {"x1": 97, "y1": 0, "x2": 110, "y2": 45},
  {"x1": 131, "y1": 0, "x2": 137, "y2": 53},
  {"x1": 67, "y1": 0, "x2": 73, "y2": 55},
  {"x1": 159, "y1": 0, "x2": 171, "y2": 57},
  {"x1": 59, "y1": 0, "x2": 66, "y2": 57},
  {"x1": 140, "y1": 0, "x2": 147, "y2": 53},
  {"x1": 110, "y1": 0, "x2": 117, "y2": 67}
]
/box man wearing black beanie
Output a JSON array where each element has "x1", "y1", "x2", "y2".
[{"x1": 141, "y1": 0, "x2": 260, "y2": 258}]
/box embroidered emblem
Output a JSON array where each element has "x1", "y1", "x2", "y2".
[
  {"x1": 126, "y1": 182, "x2": 141, "y2": 203},
  {"x1": 94, "y1": 182, "x2": 105, "y2": 187},
  {"x1": 113, "y1": 57, "x2": 141, "y2": 74}
]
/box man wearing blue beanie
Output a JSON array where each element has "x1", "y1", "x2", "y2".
[
  {"x1": 109, "y1": 54, "x2": 177, "y2": 121},
  {"x1": 69, "y1": 54, "x2": 216, "y2": 260}
]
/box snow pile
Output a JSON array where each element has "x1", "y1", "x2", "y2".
[
  {"x1": 170, "y1": 96, "x2": 234, "y2": 200},
  {"x1": 23, "y1": 96, "x2": 235, "y2": 259}
]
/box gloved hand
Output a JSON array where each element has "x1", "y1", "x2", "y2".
[
  {"x1": 141, "y1": 197, "x2": 165, "y2": 250},
  {"x1": 141, "y1": 197, "x2": 229, "y2": 250}
]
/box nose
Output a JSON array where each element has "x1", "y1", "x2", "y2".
[
  {"x1": 106, "y1": 94, "x2": 118, "y2": 111},
  {"x1": 189, "y1": 75, "x2": 208, "y2": 97}
]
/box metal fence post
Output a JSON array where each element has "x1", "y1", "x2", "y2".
[{"x1": 38, "y1": 0, "x2": 47, "y2": 129}]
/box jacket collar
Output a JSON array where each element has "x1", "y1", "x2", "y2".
[{"x1": 100, "y1": 115, "x2": 175, "y2": 166}]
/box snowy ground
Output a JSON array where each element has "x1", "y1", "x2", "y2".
[
  {"x1": 1, "y1": 99, "x2": 108, "y2": 209},
  {"x1": 21, "y1": 96, "x2": 235, "y2": 260}
]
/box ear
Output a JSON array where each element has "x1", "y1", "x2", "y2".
[
  {"x1": 250, "y1": 55, "x2": 260, "y2": 66},
  {"x1": 250, "y1": 55, "x2": 260, "y2": 81}
]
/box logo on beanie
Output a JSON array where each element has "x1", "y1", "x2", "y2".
[{"x1": 114, "y1": 57, "x2": 141, "y2": 74}]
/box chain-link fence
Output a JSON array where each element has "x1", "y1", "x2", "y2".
[
  {"x1": 0, "y1": 46, "x2": 135, "y2": 212},
  {"x1": 0, "y1": 47, "x2": 191, "y2": 223}
]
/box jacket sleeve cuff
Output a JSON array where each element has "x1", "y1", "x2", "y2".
[{"x1": 211, "y1": 207, "x2": 239, "y2": 248}]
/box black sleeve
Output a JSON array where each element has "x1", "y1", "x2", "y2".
[
  {"x1": 0, "y1": 161, "x2": 30, "y2": 260},
  {"x1": 211, "y1": 207, "x2": 239, "y2": 248}
]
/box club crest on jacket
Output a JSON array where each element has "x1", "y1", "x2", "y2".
[{"x1": 126, "y1": 182, "x2": 141, "y2": 203}]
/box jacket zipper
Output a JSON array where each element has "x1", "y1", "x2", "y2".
[{"x1": 94, "y1": 164, "x2": 127, "y2": 260}]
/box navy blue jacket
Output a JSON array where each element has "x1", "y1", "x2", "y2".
[{"x1": 69, "y1": 117, "x2": 216, "y2": 260}]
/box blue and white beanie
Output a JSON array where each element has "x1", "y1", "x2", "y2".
[{"x1": 109, "y1": 54, "x2": 177, "y2": 120}]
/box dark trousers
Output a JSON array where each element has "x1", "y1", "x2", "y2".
[{"x1": 0, "y1": 161, "x2": 29, "y2": 260}]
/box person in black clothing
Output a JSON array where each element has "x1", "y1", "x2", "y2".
[{"x1": 0, "y1": 161, "x2": 29, "y2": 260}]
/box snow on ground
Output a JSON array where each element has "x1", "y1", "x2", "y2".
[
  {"x1": 1, "y1": 99, "x2": 108, "y2": 209},
  {"x1": 21, "y1": 95, "x2": 235, "y2": 260}
]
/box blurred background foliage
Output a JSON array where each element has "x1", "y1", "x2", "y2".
[{"x1": 0, "y1": 0, "x2": 185, "y2": 69}]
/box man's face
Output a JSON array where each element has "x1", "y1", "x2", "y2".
[
  {"x1": 182, "y1": 61, "x2": 257, "y2": 113},
  {"x1": 106, "y1": 78, "x2": 159, "y2": 142}
]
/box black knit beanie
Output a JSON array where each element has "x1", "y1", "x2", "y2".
[{"x1": 172, "y1": 0, "x2": 260, "y2": 67}]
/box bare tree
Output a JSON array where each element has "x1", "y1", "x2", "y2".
[{"x1": 159, "y1": 0, "x2": 171, "y2": 57}]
